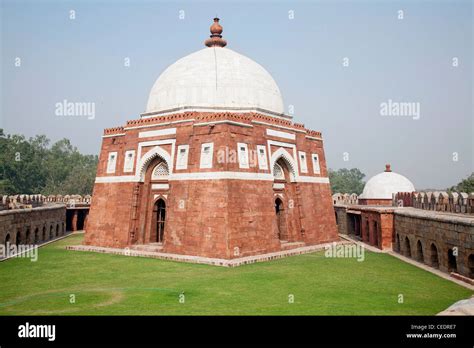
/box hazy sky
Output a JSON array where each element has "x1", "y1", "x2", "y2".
[{"x1": 1, "y1": 0, "x2": 472, "y2": 189}]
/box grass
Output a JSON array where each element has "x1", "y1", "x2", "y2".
[{"x1": 0, "y1": 233, "x2": 471, "y2": 315}]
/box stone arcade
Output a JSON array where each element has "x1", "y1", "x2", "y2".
[
  {"x1": 333, "y1": 166, "x2": 474, "y2": 283},
  {"x1": 84, "y1": 18, "x2": 338, "y2": 260}
]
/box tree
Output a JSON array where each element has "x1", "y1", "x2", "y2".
[
  {"x1": 329, "y1": 168, "x2": 366, "y2": 195},
  {"x1": 448, "y1": 173, "x2": 474, "y2": 193},
  {"x1": 0, "y1": 129, "x2": 98, "y2": 195}
]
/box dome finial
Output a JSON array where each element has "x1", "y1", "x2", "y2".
[
  {"x1": 385, "y1": 164, "x2": 392, "y2": 172},
  {"x1": 205, "y1": 17, "x2": 227, "y2": 48}
]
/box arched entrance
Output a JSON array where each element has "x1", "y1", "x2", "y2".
[
  {"x1": 468, "y1": 254, "x2": 474, "y2": 278},
  {"x1": 372, "y1": 221, "x2": 378, "y2": 247},
  {"x1": 153, "y1": 199, "x2": 166, "y2": 244},
  {"x1": 136, "y1": 153, "x2": 171, "y2": 246},
  {"x1": 416, "y1": 240, "x2": 424, "y2": 262},
  {"x1": 25, "y1": 229, "x2": 30, "y2": 244},
  {"x1": 34, "y1": 228, "x2": 39, "y2": 244},
  {"x1": 430, "y1": 243, "x2": 439, "y2": 268},
  {"x1": 4, "y1": 233, "x2": 10, "y2": 247},
  {"x1": 15, "y1": 230, "x2": 20, "y2": 246},
  {"x1": 271, "y1": 153, "x2": 299, "y2": 243},
  {"x1": 448, "y1": 249, "x2": 457, "y2": 272},
  {"x1": 275, "y1": 198, "x2": 286, "y2": 241},
  {"x1": 404, "y1": 237, "x2": 411, "y2": 258}
]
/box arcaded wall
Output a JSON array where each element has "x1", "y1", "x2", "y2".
[
  {"x1": 0, "y1": 204, "x2": 66, "y2": 246},
  {"x1": 394, "y1": 209, "x2": 474, "y2": 279}
]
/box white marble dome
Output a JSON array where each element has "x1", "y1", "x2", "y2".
[
  {"x1": 144, "y1": 47, "x2": 285, "y2": 115},
  {"x1": 359, "y1": 165, "x2": 415, "y2": 200}
]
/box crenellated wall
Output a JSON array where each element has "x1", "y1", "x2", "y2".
[
  {"x1": 332, "y1": 193, "x2": 359, "y2": 205},
  {"x1": 1, "y1": 194, "x2": 91, "y2": 211},
  {"x1": 393, "y1": 191, "x2": 474, "y2": 214},
  {"x1": 0, "y1": 204, "x2": 66, "y2": 251},
  {"x1": 333, "y1": 191, "x2": 474, "y2": 214},
  {"x1": 334, "y1": 199, "x2": 474, "y2": 281},
  {"x1": 393, "y1": 209, "x2": 474, "y2": 280},
  {"x1": 0, "y1": 194, "x2": 91, "y2": 235}
]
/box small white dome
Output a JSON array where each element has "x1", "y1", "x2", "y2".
[
  {"x1": 145, "y1": 47, "x2": 285, "y2": 115},
  {"x1": 360, "y1": 165, "x2": 415, "y2": 200}
]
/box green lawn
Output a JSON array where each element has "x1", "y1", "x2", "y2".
[{"x1": 0, "y1": 233, "x2": 471, "y2": 315}]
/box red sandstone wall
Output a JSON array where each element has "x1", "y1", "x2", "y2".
[
  {"x1": 163, "y1": 180, "x2": 231, "y2": 258},
  {"x1": 226, "y1": 180, "x2": 281, "y2": 258},
  {"x1": 86, "y1": 111, "x2": 338, "y2": 258},
  {"x1": 84, "y1": 182, "x2": 136, "y2": 248},
  {"x1": 297, "y1": 183, "x2": 338, "y2": 244},
  {"x1": 360, "y1": 211, "x2": 394, "y2": 250},
  {"x1": 380, "y1": 213, "x2": 394, "y2": 249},
  {"x1": 358, "y1": 198, "x2": 392, "y2": 206}
]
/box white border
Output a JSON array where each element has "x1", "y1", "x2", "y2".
[
  {"x1": 151, "y1": 183, "x2": 170, "y2": 190},
  {"x1": 298, "y1": 151, "x2": 308, "y2": 173},
  {"x1": 311, "y1": 153, "x2": 321, "y2": 174},
  {"x1": 95, "y1": 171, "x2": 330, "y2": 184},
  {"x1": 176, "y1": 145, "x2": 190, "y2": 170},
  {"x1": 237, "y1": 143, "x2": 250, "y2": 169},
  {"x1": 106, "y1": 152, "x2": 118, "y2": 174},
  {"x1": 139, "y1": 128, "x2": 176, "y2": 138},
  {"x1": 256, "y1": 145, "x2": 268, "y2": 170},
  {"x1": 200, "y1": 142, "x2": 214, "y2": 169},
  {"x1": 123, "y1": 150, "x2": 135, "y2": 173},
  {"x1": 266, "y1": 128, "x2": 296, "y2": 140}
]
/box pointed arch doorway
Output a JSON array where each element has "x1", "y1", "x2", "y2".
[
  {"x1": 153, "y1": 198, "x2": 166, "y2": 244},
  {"x1": 136, "y1": 151, "x2": 170, "y2": 246},
  {"x1": 271, "y1": 152, "x2": 299, "y2": 242},
  {"x1": 275, "y1": 197, "x2": 287, "y2": 241}
]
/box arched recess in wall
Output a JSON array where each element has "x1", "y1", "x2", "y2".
[
  {"x1": 274, "y1": 197, "x2": 287, "y2": 240},
  {"x1": 152, "y1": 197, "x2": 167, "y2": 244},
  {"x1": 430, "y1": 243, "x2": 439, "y2": 268},
  {"x1": 15, "y1": 230, "x2": 20, "y2": 245},
  {"x1": 270, "y1": 148, "x2": 297, "y2": 182},
  {"x1": 404, "y1": 237, "x2": 411, "y2": 258},
  {"x1": 4, "y1": 233, "x2": 10, "y2": 246},
  {"x1": 447, "y1": 249, "x2": 457, "y2": 272},
  {"x1": 137, "y1": 146, "x2": 172, "y2": 182},
  {"x1": 416, "y1": 240, "x2": 424, "y2": 262},
  {"x1": 151, "y1": 162, "x2": 169, "y2": 180},
  {"x1": 468, "y1": 254, "x2": 474, "y2": 278}
]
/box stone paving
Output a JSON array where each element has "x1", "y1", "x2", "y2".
[
  {"x1": 437, "y1": 296, "x2": 474, "y2": 315},
  {"x1": 67, "y1": 240, "x2": 353, "y2": 267},
  {"x1": 339, "y1": 234, "x2": 386, "y2": 253}
]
